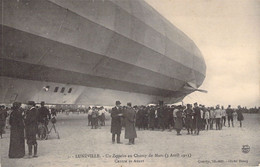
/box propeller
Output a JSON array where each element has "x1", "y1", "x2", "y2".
[{"x1": 183, "y1": 82, "x2": 208, "y2": 93}]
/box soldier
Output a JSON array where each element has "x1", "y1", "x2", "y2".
[
  {"x1": 24, "y1": 101, "x2": 38, "y2": 158},
  {"x1": 124, "y1": 103, "x2": 137, "y2": 145},
  {"x1": 111, "y1": 101, "x2": 123, "y2": 144},
  {"x1": 148, "y1": 106, "x2": 156, "y2": 130},
  {"x1": 214, "y1": 105, "x2": 222, "y2": 130},
  {"x1": 91, "y1": 107, "x2": 98, "y2": 129},
  {"x1": 193, "y1": 103, "x2": 202, "y2": 135},
  {"x1": 209, "y1": 107, "x2": 215, "y2": 130},
  {"x1": 226, "y1": 105, "x2": 234, "y2": 127},
  {"x1": 142, "y1": 107, "x2": 149, "y2": 130},
  {"x1": 175, "y1": 106, "x2": 183, "y2": 135},
  {"x1": 184, "y1": 104, "x2": 194, "y2": 134},
  {"x1": 157, "y1": 101, "x2": 165, "y2": 131},
  {"x1": 136, "y1": 107, "x2": 142, "y2": 130}
]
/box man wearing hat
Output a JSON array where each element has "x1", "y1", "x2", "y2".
[
  {"x1": 24, "y1": 101, "x2": 38, "y2": 158},
  {"x1": 110, "y1": 101, "x2": 123, "y2": 144},
  {"x1": 9, "y1": 102, "x2": 25, "y2": 158},
  {"x1": 193, "y1": 103, "x2": 202, "y2": 135},
  {"x1": 38, "y1": 101, "x2": 51, "y2": 131},
  {"x1": 226, "y1": 105, "x2": 234, "y2": 127},
  {"x1": 157, "y1": 100, "x2": 165, "y2": 131},
  {"x1": 123, "y1": 103, "x2": 137, "y2": 145}
]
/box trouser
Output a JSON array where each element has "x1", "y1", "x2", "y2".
[
  {"x1": 227, "y1": 116, "x2": 234, "y2": 127},
  {"x1": 158, "y1": 117, "x2": 165, "y2": 130},
  {"x1": 187, "y1": 128, "x2": 193, "y2": 134},
  {"x1": 112, "y1": 133, "x2": 120, "y2": 143},
  {"x1": 129, "y1": 138, "x2": 135, "y2": 144},
  {"x1": 209, "y1": 118, "x2": 214, "y2": 129},
  {"x1": 28, "y1": 143, "x2": 37, "y2": 156},
  {"x1": 239, "y1": 121, "x2": 242, "y2": 127},
  {"x1": 205, "y1": 119, "x2": 209, "y2": 130},
  {"x1": 222, "y1": 116, "x2": 226, "y2": 126},
  {"x1": 216, "y1": 118, "x2": 221, "y2": 130},
  {"x1": 88, "y1": 115, "x2": 92, "y2": 126},
  {"x1": 91, "y1": 117, "x2": 97, "y2": 128}
]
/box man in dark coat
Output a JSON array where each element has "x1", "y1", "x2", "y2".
[
  {"x1": 157, "y1": 101, "x2": 165, "y2": 131},
  {"x1": 24, "y1": 101, "x2": 38, "y2": 158},
  {"x1": 184, "y1": 104, "x2": 194, "y2": 134},
  {"x1": 38, "y1": 101, "x2": 51, "y2": 131},
  {"x1": 148, "y1": 107, "x2": 156, "y2": 130},
  {"x1": 237, "y1": 105, "x2": 244, "y2": 127},
  {"x1": 175, "y1": 106, "x2": 183, "y2": 135},
  {"x1": 226, "y1": 105, "x2": 234, "y2": 127},
  {"x1": 142, "y1": 107, "x2": 149, "y2": 130},
  {"x1": 9, "y1": 102, "x2": 25, "y2": 158},
  {"x1": 111, "y1": 101, "x2": 123, "y2": 144},
  {"x1": 193, "y1": 103, "x2": 202, "y2": 135},
  {"x1": 136, "y1": 107, "x2": 142, "y2": 130},
  {"x1": 124, "y1": 103, "x2": 137, "y2": 145}
]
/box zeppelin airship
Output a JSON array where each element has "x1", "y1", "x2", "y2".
[{"x1": 0, "y1": 0, "x2": 206, "y2": 106}]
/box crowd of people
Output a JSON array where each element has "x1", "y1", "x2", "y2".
[
  {"x1": 131, "y1": 103, "x2": 245, "y2": 134},
  {"x1": 87, "y1": 106, "x2": 106, "y2": 129},
  {"x1": 0, "y1": 101, "x2": 56, "y2": 159},
  {"x1": 108, "y1": 100, "x2": 249, "y2": 145},
  {"x1": 0, "y1": 100, "x2": 258, "y2": 158}
]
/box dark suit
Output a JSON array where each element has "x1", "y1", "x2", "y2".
[{"x1": 38, "y1": 106, "x2": 50, "y2": 123}]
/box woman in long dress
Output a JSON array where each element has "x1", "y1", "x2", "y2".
[{"x1": 9, "y1": 102, "x2": 25, "y2": 158}]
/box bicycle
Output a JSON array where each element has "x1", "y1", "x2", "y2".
[
  {"x1": 38, "y1": 121, "x2": 48, "y2": 140},
  {"x1": 46, "y1": 117, "x2": 60, "y2": 140}
]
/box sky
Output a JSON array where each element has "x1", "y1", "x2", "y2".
[{"x1": 145, "y1": 0, "x2": 260, "y2": 108}]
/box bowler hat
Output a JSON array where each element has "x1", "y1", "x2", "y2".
[{"x1": 116, "y1": 101, "x2": 121, "y2": 105}]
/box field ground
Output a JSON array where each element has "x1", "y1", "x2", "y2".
[{"x1": 1, "y1": 113, "x2": 260, "y2": 167}]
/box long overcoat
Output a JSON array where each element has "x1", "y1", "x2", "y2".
[
  {"x1": 194, "y1": 107, "x2": 203, "y2": 130},
  {"x1": 184, "y1": 108, "x2": 194, "y2": 129},
  {"x1": 148, "y1": 108, "x2": 156, "y2": 128},
  {"x1": 110, "y1": 107, "x2": 122, "y2": 134},
  {"x1": 124, "y1": 107, "x2": 137, "y2": 139},
  {"x1": 9, "y1": 108, "x2": 25, "y2": 158},
  {"x1": 24, "y1": 107, "x2": 38, "y2": 145},
  {"x1": 175, "y1": 110, "x2": 183, "y2": 130},
  {"x1": 237, "y1": 109, "x2": 244, "y2": 121}
]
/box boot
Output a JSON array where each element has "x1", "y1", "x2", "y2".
[{"x1": 33, "y1": 144, "x2": 38, "y2": 157}]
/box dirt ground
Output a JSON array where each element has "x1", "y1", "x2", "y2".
[{"x1": 1, "y1": 113, "x2": 260, "y2": 167}]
